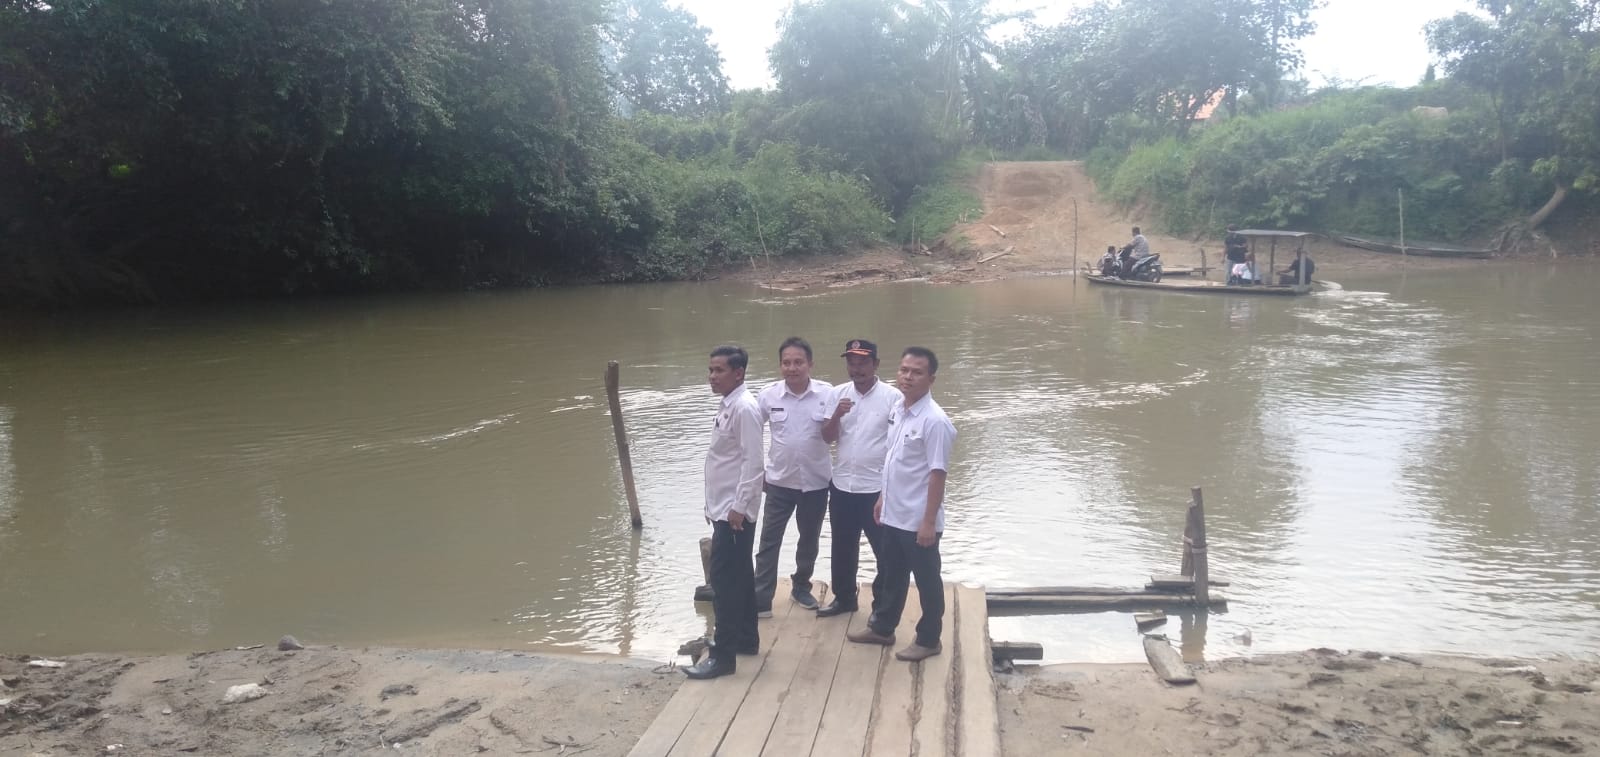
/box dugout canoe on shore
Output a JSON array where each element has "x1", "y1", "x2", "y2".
[{"x1": 1332, "y1": 233, "x2": 1496, "y2": 259}]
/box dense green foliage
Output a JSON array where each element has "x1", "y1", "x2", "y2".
[
  {"x1": 1089, "y1": 0, "x2": 1600, "y2": 241},
  {"x1": 2, "y1": 0, "x2": 1596, "y2": 305},
  {"x1": 1089, "y1": 87, "x2": 1538, "y2": 239},
  {"x1": 0, "y1": 0, "x2": 897, "y2": 304},
  {"x1": 604, "y1": 0, "x2": 730, "y2": 117},
  {"x1": 898, "y1": 152, "x2": 985, "y2": 246}
]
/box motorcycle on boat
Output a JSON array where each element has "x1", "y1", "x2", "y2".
[{"x1": 1097, "y1": 244, "x2": 1163, "y2": 282}]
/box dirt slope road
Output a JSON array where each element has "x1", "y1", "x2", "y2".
[{"x1": 952, "y1": 160, "x2": 1207, "y2": 274}]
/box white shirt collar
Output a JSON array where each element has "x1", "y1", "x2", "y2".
[
  {"x1": 902, "y1": 392, "x2": 932, "y2": 417},
  {"x1": 782, "y1": 379, "x2": 821, "y2": 399}
]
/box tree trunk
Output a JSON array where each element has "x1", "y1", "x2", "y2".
[{"x1": 1527, "y1": 183, "x2": 1569, "y2": 230}]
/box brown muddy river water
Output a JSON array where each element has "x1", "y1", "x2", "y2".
[{"x1": 2, "y1": 265, "x2": 1598, "y2": 663}]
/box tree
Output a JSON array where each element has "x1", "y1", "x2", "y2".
[
  {"x1": 1428, "y1": 0, "x2": 1600, "y2": 228},
  {"x1": 987, "y1": 0, "x2": 1319, "y2": 151},
  {"x1": 769, "y1": 0, "x2": 953, "y2": 211},
  {"x1": 604, "y1": 0, "x2": 731, "y2": 117},
  {"x1": 0, "y1": 0, "x2": 662, "y2": 303},
  {"x1": 918, "y1": 0, "x2": 1029, "y2": 139}
]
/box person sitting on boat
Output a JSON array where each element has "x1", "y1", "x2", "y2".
[
  {"x1": 1279, "y1": 251, "x2": 1315, "y2": 285},
  {"x1": 1118, "y1": 227, "x2": 1151, "y2": 278},
  {"x1": 1124, "y1": 227, "x2": 1150, "y2": 259},
  {"x1": 1224, "y1": 225, "x2": 1252, "y2": 284}
]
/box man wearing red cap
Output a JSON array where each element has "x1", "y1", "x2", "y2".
[{"x1": 817, "y1": 339, "x2": 902, "y2": 618}]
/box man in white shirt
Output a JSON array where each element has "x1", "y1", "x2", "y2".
[
  {"x1": 754, "y1": 337, "x2": 833, "y2": 615},
  {"x1": 817, "y1": 339, "x2": 902, "y2": 618},
  {"x1": 848, "y1": 347, "x2": 956, "y2": 663},
  {"x1": 685, "y1": 345, "x2": 764, "y2": 680}
]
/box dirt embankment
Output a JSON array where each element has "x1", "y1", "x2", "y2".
[
  {"x1": 734, "y1": 161, "x2": 1526, "y2": 291},
  {"x1": 1001, "y1": 649, "x2": 1600, "y2": 756},
  {"x1": 1, "y1": 646, "x2": 677, "y2": 756},
  {"x1": 5, "y1": 644, "x2": 1597, "y2": 755}
]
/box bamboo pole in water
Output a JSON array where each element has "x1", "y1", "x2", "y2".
[
  {"x1": 605, "y1": 361, "x2": 643, "y2": 529},
  {"x1": 1188, "y1": 487, "x2": 1209, "y2": 605},
  {"x1": 1072, "y1": 198, "x2": 1079, "y2": 277},
  {"x1": 1398, "y1": 188, "x2": 1407, "y2": 259}
]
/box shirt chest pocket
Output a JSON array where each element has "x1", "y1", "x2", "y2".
[
  {"x1": 769, "y1": 406, "x2": 788, "y2": 436},
  {"x1": 900, "y1": 427, "x2": 925, "y2": 454},
  {"x1": 714, "y1": 411, "x2": 736, "y2": 437}
]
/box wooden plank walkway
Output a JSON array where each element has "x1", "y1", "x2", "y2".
[{"x1": 629, "y1": 581, "x2": 1001, "y2": 757}]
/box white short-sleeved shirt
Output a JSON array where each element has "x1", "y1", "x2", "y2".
[
  {"x1": 704, "y1": 384, "x2": 764, "y2": 522},
  {"x1": 826, "y1": 379, "x2": 903, "y2": 494},
  {"x1": 758, "y1": 378, "x2": 833, "y2": 492},
  {"x1": 880, "y1": 393, "x2": 957, "y2": 533}
]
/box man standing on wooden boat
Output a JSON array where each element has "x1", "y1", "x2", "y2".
[
  {"x1": 754, "y1": 337, "x2": 833, "y2": 616},
  {"x1": 687, "y1": 345, "x2": 764, "y2": 680},
  {"x1": 848, "y1": 347, "x2": 957, "y2": 662},
  {"x1": 1224, "y1": 225, "x2": 1253, "y2": 284},
  {"x1": 816, "y1": 339, "x2": 903, "y2": 619}
]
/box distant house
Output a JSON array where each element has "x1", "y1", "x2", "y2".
[
  {"x1": 1164, "y1": 89, "x2": 1229, "y2": 131},
  {"x1": 1191, "y1": 90, "x2": 1227, "y2": 122}
]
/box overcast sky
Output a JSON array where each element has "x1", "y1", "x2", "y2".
[{"x1": 674, "y1": 0, "x2": 1480, "y2": 91}]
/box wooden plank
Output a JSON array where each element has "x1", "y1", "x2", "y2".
[
  {"x1": 713, "y1": 597, "x2": 818, "y2": 756},
  {"x1": 990, "y1": 641, "x2": 1044, "y2": 661},
  {"x1": 986, "y1": 583, "x2": 1226, "y2": 596},
  {"x1": 810, "y1": 584, "x2": 886, "y2": 757},
  {"x1": 633, "y1": 582, "x2": 802, "y2": 757},
  {"x1": 1142, "y1": 634, "x2": 1196, "y2": 685},
  {"x1": 1149, "y1": 574, "x2": 1193, "y2": 589},
  {"x1": 1134, "y1": 612, "x2": 1167, "y2": 630},
  {"x1": 867, "y1": 579, "x2": 924, "y2": 757},
  {"x1": 912, "y1": 582, "x2": 956, "y2": 757},
  {"x1": 628, "y1": 674, "x2": 716, "y2": 757},
  {"x1": 757, "y1": 591, "x2": 849, "y2": 756},
  {"x1": 987, "y1": 593, "x2": 1228, "y2": 614},
  {"x1": 955, "y1": 584, "x2": 1001, "y2": 757},
  {"x1": 663, "y1": 585, "x2": 799, "y2": 757},
  {"x1": 1147, "y1": 575, "x2": 1230, "y2": 590},
  {"x1": 976, "y1": 246, "x2": 1014, "y2": 264}
]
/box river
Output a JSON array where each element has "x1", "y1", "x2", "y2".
[{"x1": 2, "y1": 264, "x2": 1597, "y2": 663}]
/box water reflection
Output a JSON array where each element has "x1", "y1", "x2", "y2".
[{"x1": 0, "y1": 267, "x2": 1597, "y2": 663}]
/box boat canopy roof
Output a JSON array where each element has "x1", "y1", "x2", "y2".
[{"x1": 1234, "y1": 229, "x2": 1315, "y2": 238}]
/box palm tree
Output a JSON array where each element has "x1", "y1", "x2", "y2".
[{"x1": 919, "y1": 0, "x2": 1031, "y2": 139}]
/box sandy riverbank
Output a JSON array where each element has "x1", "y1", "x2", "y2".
[
  {"x1": 5, "y1": 643, "x2": 1596, "y2": 755},
  {"x1": 1001, "y1": 649, "x2": 1600, "y2": 756}
]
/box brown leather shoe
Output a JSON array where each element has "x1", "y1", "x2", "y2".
[
  {"x1": 894, "y1": 642, "x2": 942, "y2": 662},
  {"x1": 847, "y1": 628, "x2": 895, "y2": 646}
]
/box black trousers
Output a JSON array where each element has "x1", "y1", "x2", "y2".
[
  {"x1": 828, "y1": 486, "x2": 885, "y2": 609},
  {"x1": 868, "y1": 526, "x2": 944, "y2": 647},
  {"x1": 710, "y1": 518, "x2": 758, "y2": 661},
  {"x1": 753, "y1": 483, "x2": 827, "y2": 608}
]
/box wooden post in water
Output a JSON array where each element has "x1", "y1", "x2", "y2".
[
  {"x1": 1180, "y1": 503, "x2": 1196, "y2": 578},
  {"x1": 605, "y1": 361, "x2": 644, "y2": 529},
  {"x1": 1200, "y1": 247, "x2": 1208, "y2": 282},
  {"x1": 1398, "y1": 188, "x2": 1407, "y2": 259},
  {"x1": 1071, "y1": 198, "x2": 1080, "y2": 281},
  {"x1": 1187, "y1": 487, "x2": 1209, "y2": 605}
]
